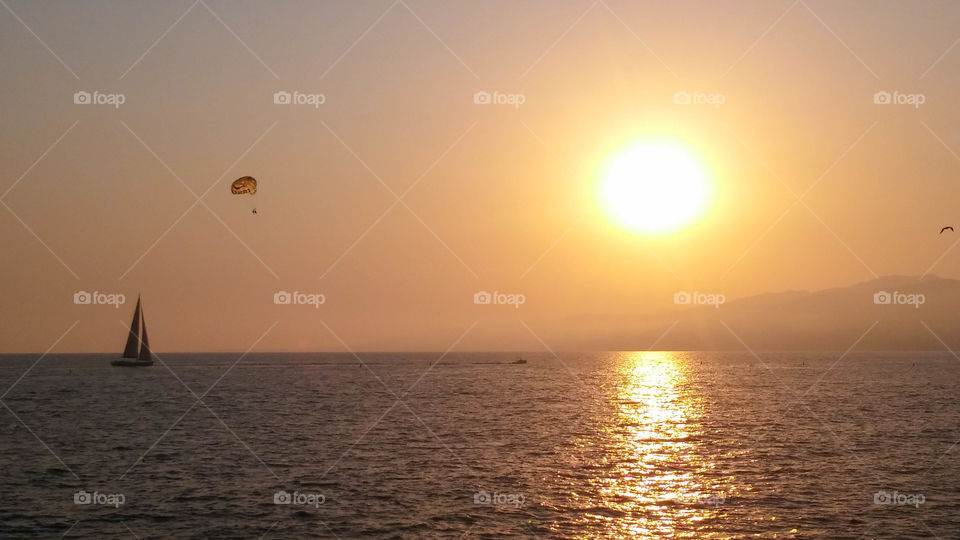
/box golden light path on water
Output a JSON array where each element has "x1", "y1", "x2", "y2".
[{"x1": 593, "y1": 352, "x2": 725, "y2": 538}]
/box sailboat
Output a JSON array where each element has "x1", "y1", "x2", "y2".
[{"x1": 112, "y1": 295, "x2": 154, "y2": 367}]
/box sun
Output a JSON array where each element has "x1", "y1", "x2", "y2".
[{"x1": 600, "y1": 141, "x2": 710, "y2": 233}]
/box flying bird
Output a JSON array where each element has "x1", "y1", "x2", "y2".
[{"x1": 941, "y1": 226, "x2": 954, "y2": 234}]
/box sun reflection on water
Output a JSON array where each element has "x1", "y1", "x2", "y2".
[{"x1": 589, "y1": 352, "x2": 723, "y2": 538}]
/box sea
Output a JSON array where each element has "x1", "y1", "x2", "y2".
[{"x1": 0, "y1": 351, "x2": 957, "y2": 539}]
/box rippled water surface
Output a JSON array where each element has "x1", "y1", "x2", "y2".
[{"x1": 1, "y1": 352, "x2": 959, "y2": 538}]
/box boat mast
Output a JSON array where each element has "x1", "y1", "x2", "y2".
[
  {"x1": 138, "y1": 304, "x2": 152, "y2": 363},
  {"x1": 122, "y1": 296, "x2": 142, "y2": 358}
]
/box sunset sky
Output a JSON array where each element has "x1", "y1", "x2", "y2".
[{"x1": 3, "y1": 0, "x2": 960, "y2": 352}]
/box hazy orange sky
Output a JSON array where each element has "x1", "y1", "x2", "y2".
[{"x1": 3, "y1": 0, "x2": 960, "y2": 352}]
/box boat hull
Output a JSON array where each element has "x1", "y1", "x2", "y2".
[{"x1": 111, "y1": 359, "x2": 153, "y2": 367}]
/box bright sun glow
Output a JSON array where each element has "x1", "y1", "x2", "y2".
[{"x1": 601, "y1": 142, "x2": 710, "y2": 233}]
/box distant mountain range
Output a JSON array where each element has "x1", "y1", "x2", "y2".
[{"x1": 570, "y1": 275, "x2": 960, "y2": 351}]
